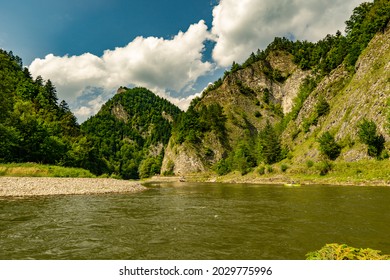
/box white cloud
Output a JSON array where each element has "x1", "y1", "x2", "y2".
[
  {"x1": 211, "y1": 0, "x2": 369, "y2": 66},
  {"x1": 28, "y1": 0, "x2": 371, "y2": 122},
  {"x1": 29, "y1": 20, "x2": 212, "y2": 121}
]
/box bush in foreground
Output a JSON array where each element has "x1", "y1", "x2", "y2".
[{"x1": 306, "y1": 243, "x2": 390, "y2": 260}]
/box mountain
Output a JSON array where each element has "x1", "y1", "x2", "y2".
[
  {"x1": 81, "y1": 87, "x2": 182, "y2": 179},
  {"x1": 161, "y1": 0, "x2": 390, "y2": 177}
]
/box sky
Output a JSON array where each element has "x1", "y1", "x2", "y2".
[{"x1": 0, "y1": 0, "x2": 369, "y2": 122}]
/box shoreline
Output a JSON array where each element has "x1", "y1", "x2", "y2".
[
  {"x1": 147, "y1": 174, "x2": 390, "y2": 187},
  {"x1": 1, "y1": 173, "x2": 389, "y2": 198},
  {"x1": 0, "y1": 177, "x2": 146, "y2": 197}
]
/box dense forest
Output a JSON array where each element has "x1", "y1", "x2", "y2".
[
  {"x1": 0, "y1": 49, "x2": 81, "y2": 166},
  {"x1": 81, "y1": 87, "x2": 182, "y2": 179}
]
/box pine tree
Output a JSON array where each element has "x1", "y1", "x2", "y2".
[{"x1": 259, "y1": 121, "x2": 282, "y2": 164}]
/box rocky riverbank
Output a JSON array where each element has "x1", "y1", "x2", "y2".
[{"x1": 0, "y1": 177, "x2": 146, "y2": 197}]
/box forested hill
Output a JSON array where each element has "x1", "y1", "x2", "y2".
[
  {"x1": 0, "y1": 49, "x2": 182, "y2": 179},
  {"x1": 161, "y1": 0, "x2": 390, "y2": 177},
  {"x1": 0, "y1": 49, "x2": 80, "y2": 165},
  {"x1": 81, "y1": 87, "x2": 182, "y2": 179}
]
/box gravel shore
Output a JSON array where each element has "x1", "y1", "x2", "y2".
[{"x1": 0, "y1": 177, "x2": 146, "y2": 197}]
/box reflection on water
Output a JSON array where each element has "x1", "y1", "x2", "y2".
[{"x1": 1, "y1": 183, "x2": 390, "y2": 259}]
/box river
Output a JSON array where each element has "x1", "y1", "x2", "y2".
[{"x1": 1, "y1": 182, "x2": 389, "y2": 259}]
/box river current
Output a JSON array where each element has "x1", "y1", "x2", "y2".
[{"x1": 1, "y1": 182, "x2": 389, "y2": 259}]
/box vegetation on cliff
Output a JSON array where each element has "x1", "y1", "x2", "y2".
[{"x1": 162, "y1": 0, "x2": 390, "y2": 180}]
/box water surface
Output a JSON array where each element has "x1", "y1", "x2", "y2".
[{"x1": 1, "y1": 183, "x2": 389, "y2": 259}]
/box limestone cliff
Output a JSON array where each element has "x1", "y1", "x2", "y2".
[
  {"x1": 162, "y1": 23, "x2": 390, "y2": 176},
  {"x1": 285, "y1": 23, "x2": 390, "y2": 163},
  {"x1": 162, "y1": 50, "x2": 311, "y2": 175}
]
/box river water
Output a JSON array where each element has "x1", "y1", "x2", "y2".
[{"x1": 1, "y1": 182, "x2": 389, "y2": 259}]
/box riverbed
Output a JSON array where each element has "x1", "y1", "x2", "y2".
[{"x1": 1, "y1": 182, "x2": 389, "y2": 259}]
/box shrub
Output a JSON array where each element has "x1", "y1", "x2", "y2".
[
  {"x1": 215, "y1": 159, "x2": 231, "y2": 176},
  {"x1": 315, "y1": 96, "x2": 330, "y2": 117},
  {"x1": 262, "y1": 88, "x2": 271, "y2": 104},
  {"x1": 316, "y1": 160, "x2": 332, "y2": 176},
  {"x1": 317, "y1": 132, "x2": 341, "y2": 160},
  {"x1": 280, "y1": 164, "x2": 288, "y2": 172},
  {"x1": 258, "y1": 166, "x2": 265, "y2": 175},
  {"x1": 306, "y1": 243, "x2": 390, "y2": 260},
  {"x1": 306, "y1": 160, "x2": 314, "y2": 168},
  {"x1": 357, "y1": 119, "x2": 385, "y2": 158}
]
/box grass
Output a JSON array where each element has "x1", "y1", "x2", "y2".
[
  {"x1": 212, "y1": 159, "x2": 390, "y2": 186},
  {"x1": 283, "y1": 159, "x2": 390, "y2": 186},
  {"x1": 0, "y1": 163, "x2": 95, "y2": 178}
]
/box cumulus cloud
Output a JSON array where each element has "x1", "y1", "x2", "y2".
[
  {"x1": 29, "y1": 1, "x2": 370, "y2": 122},
  {"x1": 29, "y1": 20, "x2": 212, "y2": 121},
  {"x1": 211, "y1": 0, "x2": 369, "y2": 66}
]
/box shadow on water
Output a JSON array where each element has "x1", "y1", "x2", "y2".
[{"x1": 1, "y1": 183, "x2": 390, "y2": 259}]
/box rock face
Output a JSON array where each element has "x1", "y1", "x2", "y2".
[
  {"x1": 161, "y1": 24, "x2": 390, "y2": 175},
  {"x1": 112, "y1": 103, "x2": 129, "y2": 123},
  {"x1": 161, "y1": 141, "x2": 206, "y2": 175},
  {"x1": 285, "y1": 23, "x2": 390, "y2": 163},
  {"x1": 162, "y1": 51, "x2": 311, "y2": 175}
]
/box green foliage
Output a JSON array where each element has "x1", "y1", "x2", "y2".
[
  {"x1": 232, "y1": 141, "x2": 257, "y2": 175},
  {"x1": 306, "y1": 243, "x2": 390, "y2": 260},
  {"x1": 317, "y1": 132, "x2": 342, "y2": 160},
  {"x1": 388, "y1": 98, "x2": 390, "y2": 134},
  {"x1": 344, "y1": 0, "x2": 390, "y2": 69},
  {"x1": 302, "y1": 96, "x2": 330, "y2": 133},
  {"x1": 258, "y1": 166, "x2": 266, "y2": 175},
  {"x1": 306, "y1": 160, "x2": 314, "y2": 168},
  {"x1": 0, "y1": 65, "x2": 180, "y2": 179},
  {"x1": 173, "y1": 102, "x2": 227, "y2": 145},
  {"x1": 357, "y1": 119, "x2": 385, "y2": 158},
  {"x1": 203, "y1": 78, "x2": 223, "y2": 95},
  {"x1": 262, "y1": 88, "x2": 271, "y2": 104},
  {"x1": 138, "y1": 156, "x2": 162, "y2": 179},
  {"x1": 81, "y1": 87, "x2": 182, "y2": 179},
  {"x1": 316, "y1": 160, "x2": 333, "y2": 176},
  {"x1": 280, "y1": 164, "x2": 288, "y2": 172},
  {"x1": 215, "y1": 158, "x2": 231, "y2": 176},
  {"x1": 315, "y1": 96, "x2": 330, "y2": 117},
  {"x1": 0, "y1": 49, "x2": 81, "y2": 167},
  {"x1": 0, "y1": 162, "x2": 94, "y2": 178},
  {"x1": 163, "y1": 160, "x2": 175, "y2": 176},
  {"x1": 231, "y1": 61, "x2": 242, "y2": 73},
  {"x1": 236, "y1": 80, "x2": 255, "y2": 95},
  {"x1": 229, "y1": 0, "x2": 390, "y2": 79},
  {"x1": 258, "y1": 121, "x2": 282, "y2": 164},
  {"x1": 291, "y1": 77, "x2": 318, "y2": 120}
]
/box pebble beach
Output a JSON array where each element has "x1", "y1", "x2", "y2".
[{"x1": 0, "y1": 177, "x2": 146, "y2": 197}]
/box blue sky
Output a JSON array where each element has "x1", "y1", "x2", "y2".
[
  {"x1": 0, "y1": 0, "x2": 216, "y2": 64},
  {"x1": 0, "y1": 0, "x2": 368, "y2": 122}
]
